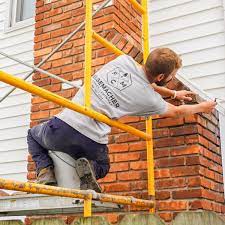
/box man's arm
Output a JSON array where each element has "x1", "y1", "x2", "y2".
[
  {"x1": 161, "y1": 101, "x2": 217, "y2": 118},
  {"x1": 152, "y1": 83, "x2": 195, "y2": 101}
]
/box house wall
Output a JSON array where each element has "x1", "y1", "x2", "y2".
[{"x1": 0, "y1": 0, "x2": 34, "y2": 181}]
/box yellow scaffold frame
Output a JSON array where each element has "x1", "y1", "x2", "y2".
[{"x1": 0, "y1": 0, "x2": 155, "y2": 217}]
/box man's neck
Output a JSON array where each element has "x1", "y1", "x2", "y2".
[{"x1": 142, "y1": 66, "x2": 154, "y2": 84}]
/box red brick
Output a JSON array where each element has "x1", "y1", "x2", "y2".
[
  {"x1": 114, "y1": 152, "x2": 140, "y2": 162},
  {"x1": 130, "y1": 161, "x2": 147, "y2": 170},
  {"x1": 104, "y1": 183, "x2": 130, "y2": 192},
  {"x1": 34, "y1": 33, "x2": 51, "y2": 43},
  {"x1": 188, "y1": 177, "x2": 201, "y2": 187},
  {"x1": 156, "y1": 117, "x2": 184, "y2": 128},
  {"x1": 154, "y1": 137, "x2": 185, "y2": 148},
  {"x1": 155, "y1": 169, "x2": 170, "y2": 178},
  {"x1": 156, "y1": 178, "x2": 186, "y2": 189},
  {"x1": 170, "y1": 166, "x2": 200, "y2": 177},
  {"x1": 172, "y1": 189, "x2": 202, "y2": 199},
  {"x1": 110, "y1": 162, "x2": 129, "y2": 172},
  {"x1": 52, "y1": 57, "x2": 73, "y2": 67},
  {"x1": 45, "y1": 8, "x2": 63, "y2": 18},
  {"x1": 117, "y1": 171, "x2": 143, "y2": 181},
  {"x1": 153, "y1": 128, "x2": 169, "y2": 138},
  {"x1": 154, "y1": 148, "x2": 170, "y2": 159},
  {"x1": 31, "y1": 111, "x2": 49, "y2": 120},
  {"x1": 98, "y1": 173, "x2": 116, "y2": 183},
  {"x1": 27, "y1": 171, "x2": 36, "y2": 180},
  {"x1": 184, "y1": 114, "x2": 198, "y2": 123},
  {"x1": 157, "y1": 201, "x2": 187, "y2": 211},
  {"x1": 155, "y1": 157, "x2": 185, "y2": 168},
  {"x1": 108, "y1": 143, "x2": 129, "y2": 153},
  {"x1": 156, "y1": 191, "x2": 171, "y2": 200},
  {"x1": 189, "y1": 200, "x2": 203, "y2": 210},
  {"x1": 170, "y1": 125, "x2": 198, "y2": 136},
  {"x1": 186, "y1": 155, "x2": 200, "y2": 165},
  {"x1": 131, "y1": 180, "x2": 147, "y2": 190},
  {"x1": 115, "y1": 133, "x2": 140, "y2": 143},
  {"x1": 27, "y1": 162, "x2": 36, "y2": 171},
  {"x1": 128, "y1": 141, "x2": 146, "y2": 151},
  {"x1": 170, "y1": 145, "x2": 201, "y2": 156},
  {"x1": 34, "y1": 47, "x2": 52, "y2": 57}
]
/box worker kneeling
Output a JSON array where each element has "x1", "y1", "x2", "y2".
[{"x1": 27, "y1": 48, "x2": 217, "y2": 193}]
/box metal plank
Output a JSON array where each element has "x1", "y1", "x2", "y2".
[{"x1": 0, "y1": 194, "x2": 123, "y2": 217}]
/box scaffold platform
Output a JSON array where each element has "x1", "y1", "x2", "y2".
[{"x1": 0, "y1": 194, "x2": 122, "y2": 217}]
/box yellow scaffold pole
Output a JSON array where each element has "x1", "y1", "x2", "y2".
[
  {"x1": 0, "y1": 178, "x2": 154, "y2": 208},
  {"x1": 84, "y1": 0, "x2": 92, "y2": 108},
  {"x1": 142, "y1": 0, "x2": 155, "y2": 213},
  {"x1": 0, "y1": 70, "x2": 151, "y2": 141}
]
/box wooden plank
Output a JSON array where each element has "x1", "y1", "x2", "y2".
[
  {"x1": 173, "y1": 211, "x2": 225, "y2": 225},
  {"x1": 71, "y1": 217, "x2": 110, "y2": 225},
  {"x1": 119, "y1": 214, "x2": 165, "y2": 225}
]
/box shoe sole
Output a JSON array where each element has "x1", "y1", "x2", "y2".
[{"x1": 75, "y1": 158, "x2": 102, "y2": 193}]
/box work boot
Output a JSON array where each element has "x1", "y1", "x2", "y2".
[
  {"x1": 36, "y1": 166, "x2": 57, "y2": 186},
  {"x1": 75, "y1": 158, "x2": 102, "y2": 193}
]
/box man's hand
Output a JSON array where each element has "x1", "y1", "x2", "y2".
[
  {"x1": 198, "y1": 101, "x2": 217, "y2": 114},
  {"x1": 175, "y1": 90, "x2": 195, "y2": 101}
]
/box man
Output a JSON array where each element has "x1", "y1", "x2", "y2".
[{"x1": 27, "y1": 48, "x2": 216, "y2": 193}]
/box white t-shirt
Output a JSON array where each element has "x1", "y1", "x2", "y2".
[{"x1": 56, "y1": 55, "x2": 167, "y2": 144}]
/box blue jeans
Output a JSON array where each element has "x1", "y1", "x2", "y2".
[{"x1": 27, "y1": 117, "x2": 110, "y2": 179}]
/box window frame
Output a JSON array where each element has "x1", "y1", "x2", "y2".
[{"x1": 4, "y1": 0, "x2": 35, "y2": 33}]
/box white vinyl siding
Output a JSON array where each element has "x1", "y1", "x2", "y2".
[
  {"x1": 149, "y1": 0, "x2": 225, "y2": 192},
  {"x1": 0, "y1": 0, "x2": 34, "y2": 182}
]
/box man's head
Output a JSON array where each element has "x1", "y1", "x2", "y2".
[{"x1": 144, "y1": 48, "x2": 182, "y2": 86}]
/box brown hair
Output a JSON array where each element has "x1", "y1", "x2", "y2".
[{"x1": 145, "y1": 48, "x2": 182, "y2": 78}]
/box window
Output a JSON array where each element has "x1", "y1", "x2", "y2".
[
  {"x1": 15, "y1": 0, "x2": 36, "y2": 22},
  {"x1": 5, "y1": 0, "x2": 36, "y2": 31}
]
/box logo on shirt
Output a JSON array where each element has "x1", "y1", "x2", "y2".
[{"x1": 107, "y1": 68, "x2": 132, "y2": 91}]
